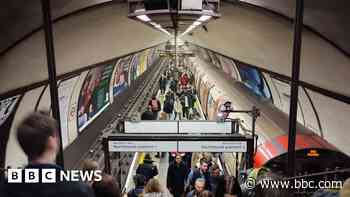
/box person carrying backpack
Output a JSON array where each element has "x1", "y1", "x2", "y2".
[
  {"x1": 163, "y1": 98, "x2": 174, "y2": 120},
  {"x1": 136, "y1": 154, "x2": 159, "y2": 183}
]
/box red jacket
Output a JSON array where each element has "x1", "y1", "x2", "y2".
[{"x1": 180, "y1": 74, "x2": 189, "y2": 86}]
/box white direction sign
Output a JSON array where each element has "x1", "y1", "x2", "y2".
[
  {"x1": 178, "y1": 141, "x2": 247, "y2": 152},
  {"x1": 109, "y1": 141, "x2": 177, "y2": 152},
  {"x1": 179, "y1": 121, "x2": 232, "y2": 133},
  {"x1": 125, "y1": 121, "x2": 178, "y2": 133}
]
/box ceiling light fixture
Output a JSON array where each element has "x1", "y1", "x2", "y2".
[
  {"x1": 193, "y1": 21, "x2": 202, "y2": 26},
  {"x1": 150, "y1": 22, "x2": 157, "y2": 26},
  {"x1": 136, "y1": 15, "x2": 151, "y2": 22},
  {"x1": 198, "y1": 15, "x2": 211, "y2": 22}
]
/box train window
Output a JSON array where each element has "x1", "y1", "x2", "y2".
[{"x1": 237, "y1": 66, "x2": 271, "y2": 99}]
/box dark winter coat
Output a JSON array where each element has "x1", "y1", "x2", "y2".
[
  {"x1": 167, "y1": 161, "x2": 189, "y2": 194},
  {"x1": 136, "y1": 160, "x2": 158, "y2": 183},
  {"x1": 163, "y1": 99, "x2": 174, "y2": 114}
]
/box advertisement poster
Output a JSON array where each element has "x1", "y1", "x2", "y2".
[
  {"x1": 207, "y1": 87, "x2": 225, "y2": 120},
  {"x1": 58, "y1": 77, "x2": 79, "y2": 148},
  {"x1": 147, "y1": 48, "x2": 154, "y2": 67},
  {"x1": 147, "y1": 48, "x2": 158, "y2": 67},
  {"x1": 195, "y1": 75, "x2": 203, "y2": 99},
  {"x1": 207, "y1": 50, "x2": 221, "y2": 69},
  {"x1": 112, "y1": 56, "x2": 131, "y2": 97},
  {"x1": 237, "y1": 64, "x2": 271, "y2": 99},
  {"x1": 219, "y1": 55, "x2": 239, "y2": 80},
  {"x1": 207, "y1": 89, "x2": 215, "y2": 120},
  {"x1": 199, "y1": 80, "x2": 210, "y2": 114},
  {"x1": 129, "y1": 53, "x2": 141, "y2": 83},
  {"x1": 202, "y1": 83, "x2": 211, "y2": 115},
  {"x1": 0, "y1": 96, "x2": 19, "y2": 127},
  {"x1": 77, "y1": 64, "x2": 114, "y2": 131},
  {"x1": 198, "y1": 47, "x2": 210, "y2": 61},
  {"x1": 137, "y1": 50, "x2": 148, "y2": 76}
]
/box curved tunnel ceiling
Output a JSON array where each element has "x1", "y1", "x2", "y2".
[
  {"x1": 0, "y1": 2, "x2": 169, "y2": 94},
  {"x1": 0, "y1": 0, "x2": 113, "y2": 54},
  {"x1": 238, "y1": 0, "x2": 350, "y2": 56}
]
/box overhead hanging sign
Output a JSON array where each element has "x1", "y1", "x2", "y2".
[
  {"x1": 109, "y1": 141, "x2": 177, "y2": 152},
  {"x1": 179, "y1": 121, "x2": 231, "y2": 133},
  {"x1": 178, "y1": 141, "x2": 247, "y2": 152},
  {"x1": 108, "y1": 140, "x2": 247, "y2": 153},
  {"x1": 125, "y1": 121, "x2": 232, "y2": 134},
  {"x1": 124, "y1": 121, "x2": 178, "y2": 133},
  {"x1": 182, "y1": 0, "x2": 203, "y2": 10}
]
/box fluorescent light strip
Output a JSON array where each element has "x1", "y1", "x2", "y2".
[
  {"x1": 136, "y1": 15, "x2": 151, "y2": 22},
  {"x1": 198, "y1": 15, "x2": 211, "y2": 22},
  {"x1": 147, "y1": 21, "x2": 171, "y2": 36},
  {"x1": 193, "y1": 21, "x2": 201, "y2": 26}
]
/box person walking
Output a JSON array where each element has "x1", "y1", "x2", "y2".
[
  {"x1": 186, "y1": 178, "x2": 206, "y2": 197},
  {"x1": 136, "y1": 154, "x2": 159, "y2": 183},
  {"x1": 148, "y1": 96, "x2": 161, "y2": 119},
  {"x1": 180, "y1": 94, "x2": 190, "y2": 119},
  {"x1": 159, "y1": 74, "x2": 167, "y2": 94},
  {"x1": 167, "y1": 154, "x2": 190, "y2": 197},
  {"x1": 210, "y1": 164, "x2": 225, "y2": 197},
  {"x1": 187, "y1": 159, "x2": 212, "y2": 192},
  {"x1": 163, "y1": 97, "x2": 174, "y2": 120},
  {"x1": 174, "y1": 97, "x2": 182, "y2": 120}
]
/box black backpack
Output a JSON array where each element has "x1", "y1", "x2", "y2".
[{"x1": 136, "y1": 163, "x2": 158, "y2": 182}]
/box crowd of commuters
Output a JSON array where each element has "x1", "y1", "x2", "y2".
[
  {"x1": 130, "y1": 151, "x2": 242, "y2": 197},
  {"x1": 143, "y1": 62, "x2": 200, "y2": 121}
]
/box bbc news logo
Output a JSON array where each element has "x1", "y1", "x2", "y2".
[{"x1": 7, "y1": 169, "x2": 102, "y2": 183}]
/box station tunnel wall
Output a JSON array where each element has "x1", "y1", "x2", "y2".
[
  {"x1": 187, "y1": 43, "x2": 350, "y2": 157},
  {"x1": 0, "y1": 45, "x2": 163, "y2": 169}
]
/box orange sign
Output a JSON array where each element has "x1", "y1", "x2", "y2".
[{"x1": 307, "y1": 149, "x2": 320, "y2": 157}]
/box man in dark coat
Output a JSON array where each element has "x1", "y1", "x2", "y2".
[
  {"x1": 210, "y1": 164, "x2": 225, "y2": 197},
  {"x1": 163, "y1": 96, "x2": 174, "y2": 120},
  {"x1": 159, "y1": 74, "x2": 167, "y2": 94},
  {"x1": 169, "y1": 77, "x2": 178, "y2": 93},
  {"x1": 0, "y1": 112, "x2": 94, "y2": 197},
  {"x1": 167, "y1": 154, "x2": 190, "y2": 197},
  {"x1": 136, "y1": 154, "x2": 158, "y2": 183},
  {"x1": 187, "y1": 158, "x2": 211, "y2": 192}
]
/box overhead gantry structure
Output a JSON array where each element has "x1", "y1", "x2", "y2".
[{"x1": 127, "y1": 0, "x2": 221, "y2": 36}]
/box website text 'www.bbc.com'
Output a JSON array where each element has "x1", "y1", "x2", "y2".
[{"x1": 245, "y1": 177, "x2": 343, "y2": 190}]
